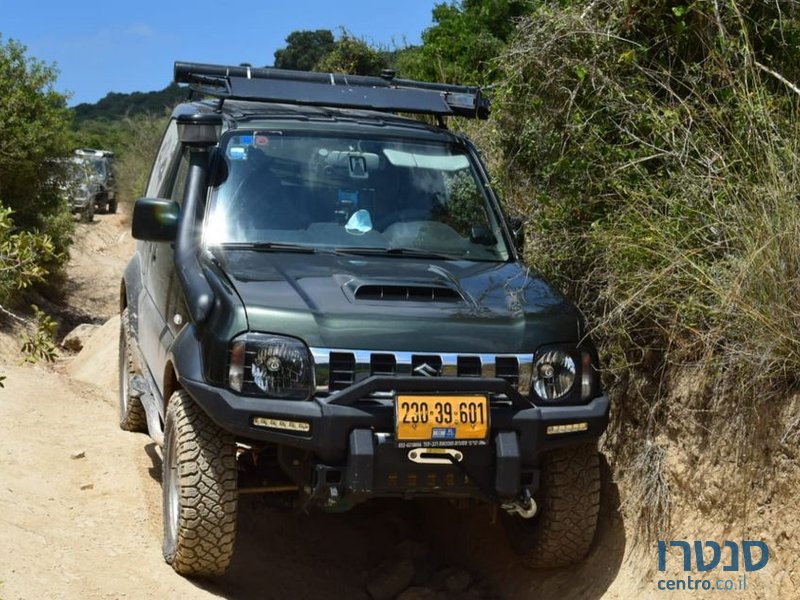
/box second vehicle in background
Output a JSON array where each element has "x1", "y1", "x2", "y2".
[
  {"x1": 75, "y1": 148, "x2": 118, "y2": 214},
  {"x1": 60, "y1": 157, "x2": 98, "y2": 222}
]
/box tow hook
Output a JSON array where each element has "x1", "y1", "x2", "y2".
[
  {"x1": 501, "y1": 489, "x2": 537, "y2": 519},
  {"x1": 408, "y1": 448, "x2": 464, "y2": 464}
]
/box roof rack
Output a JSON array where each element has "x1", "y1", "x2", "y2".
[{"x1": 174, "y1": 61, "x2": 490, "y2": 120}]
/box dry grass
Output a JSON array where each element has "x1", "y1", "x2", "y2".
[{"x1": 486, "y1": 0, "x2": 800, "y2": 542}]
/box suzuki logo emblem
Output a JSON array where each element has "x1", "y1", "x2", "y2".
[{"x1": 413, "y1": 362, "x2": 440, "y2": 377}]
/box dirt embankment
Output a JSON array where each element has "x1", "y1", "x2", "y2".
[{"x1": 0, "y1": 212, "x2": 795, "y2": 599}]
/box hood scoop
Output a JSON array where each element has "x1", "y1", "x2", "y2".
[{"x1": 352, "y1": 283, "x2": 463, "y2": 303}]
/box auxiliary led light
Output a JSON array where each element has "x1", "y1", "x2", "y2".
[
  {"x1": 546, "y1": 422, "x2": 589, "y2": 435},
  {"x1": 252, "y1": 417, "x2": 311, "y2": 433}
]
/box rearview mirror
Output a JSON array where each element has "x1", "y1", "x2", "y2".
[{"x1": 132, "y1": 198, "x2": 180, "y2": 242}]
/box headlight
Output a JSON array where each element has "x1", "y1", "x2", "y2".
[
  {"x1": 228, "y1": 333, "x2": 314, "y2": 400},
  {"x1": 532, "y1": 349, "x2": 576, "y2": 401}
]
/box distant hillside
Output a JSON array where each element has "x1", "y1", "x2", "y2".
[{"x1": 72, "y1": 83, "x2": 187, "y2": 125}]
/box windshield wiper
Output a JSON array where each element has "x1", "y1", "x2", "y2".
[
  {"x1": 216, "y1": 242, "x2": 317, "y2": 253},
  {"x1": 334, "y1": 246, "x2": 456, "y2": 260}
]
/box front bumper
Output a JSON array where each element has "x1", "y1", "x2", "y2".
[
  {"x1": 181, "y1": 374, "x2": 609, "y2": 502},
  {"x1": 70, "y1": 197, "x2": 92, "y2": 211}
]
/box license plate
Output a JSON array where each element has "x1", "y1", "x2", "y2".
[{"x1": 395, "y1": 395, "x2": 489, "y2": 446}]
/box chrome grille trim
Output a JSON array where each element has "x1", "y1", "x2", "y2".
[{"x1": 310, "y1": 348, "x2": 534, "y2": 395}]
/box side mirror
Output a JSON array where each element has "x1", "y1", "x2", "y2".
[
  {"x1": 132, "y1": 198, "x2": 180, "y2": 242},
  {"x1": 507, "y1": 215, "x2": 525, "y2": 252}
]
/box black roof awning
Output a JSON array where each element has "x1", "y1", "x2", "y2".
[{"x1": 174, "y1": 61, "x2": 490, "y2": 120}]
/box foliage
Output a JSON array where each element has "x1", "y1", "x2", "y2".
[
  {"x1": 314, "y1": 31, "x2": 388, "y2": 76},
  {"x1": 274, "y1": 28, "x2": 390, "y2": 76},
  {"x1": 274, "y1": 30, "x2": 336, "y2": 71},
  {"x1": 70, "y1": 117, "x2": 128, "y2": 153},
  {"x1": 20, "y1": 304, "x2": 57, "y2": 363},
  {"x1": 0, "y1": 205, "x2": 59, "y2": 366},
  {"x1": 488, "y1": 0, "x2": 800, "y2": 536},
  {"x1": 114, "y1": 114, "x2": 170, "y2": 203},
  {"x1": 0, "y1": 36, "x2": 73, "y2": 266},
  {"x1": 390, "y1": 46, "x2": 428, "y2": 79},
  {"x1": 71, "y1": 83, "x2": 185, "y2": 126},
  {"x1": 0, "y1": 39, "x2": 67, "y2": 374},
  {"x1": 0, "y1": 205, "x2": 58, "y2": 305},
  {"x1": 403, "y1": 0, "x2": 531, "y2": 83}
]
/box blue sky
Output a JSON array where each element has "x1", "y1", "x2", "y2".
[{"x1": 3, "y1": 1, "x2": 439, "y2": 106}]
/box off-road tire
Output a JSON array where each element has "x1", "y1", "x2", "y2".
[
  {"x1": 107, "y1": 197, "x2": 117, "y2": 214},
  {"x1": 162, "y1": 390, "x2": 237, "y2": 577},
  {"x1": 81, "y1": 201, "x2": 94, "y2": 223},
  {"x1": 503, "y1": 442, "x2": 601, "y2": 568},
  {"x1": 118, "y1": 307, "x2": 147, "y2": 431},
  {"x1": 95, "y1": 192, "x2": 108, "y2": 213}
]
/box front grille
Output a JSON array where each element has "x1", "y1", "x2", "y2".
[
  {"x1": 371, "y1": 353, "x2": 396, "y2": 376},
  {"x1": 457, "y1": 356, "x2": 482, "y2": 377},
  {"x1": 329, "y1": 352, "x2": 356, "y2": 391},
  {"x1": 495, "y1": 356, "x2": 520, "y2": 387},
  {"x1": 311, "y1": 348, "x2": 533, "y2": 395}
]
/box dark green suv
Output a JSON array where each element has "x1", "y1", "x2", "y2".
[{"x1": 119, "y1": 62, "x2": 609, "y2": 577}]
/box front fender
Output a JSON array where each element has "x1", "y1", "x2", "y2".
[
  {"x1": 122, "y1": 253, "x2": 143, "y2": 337},
  {"x1": 167, "y1": 323, "x2": 205, "y2": 386}
]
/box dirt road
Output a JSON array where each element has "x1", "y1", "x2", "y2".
[{"x1": 0, "y1": 212, "x2": 666, "y2": 599}]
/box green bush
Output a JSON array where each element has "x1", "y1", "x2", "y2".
[
  {"x1": 0, "y1": 205, "x2": 57, "y2": 305},
  {"x1": 0, "y1": 205, "x2": 59, "y2": 364},
  {"x1": 403, "y1": 0, "x2": 530, "y2": 84},
  {"x1": 114, "y1": 114, "x2": 170, "y2": 204},
  {"x1": 0, "y1": 36, "x2": 73, "y2": 267},
  {"x1": 274, "y1": 30, "x2": 336, "y2": 71},
  {"x1": 314, "y1": 31, "x2": 388, "y2": 76}
]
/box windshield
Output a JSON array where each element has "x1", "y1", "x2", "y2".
[
  {"x1": 52, "y1": 158, "x2": 89, "y2": 190},
  {"x1": 90, "y1": 158, "x2": 106, "y2": 178},
  {"x1": 203, "y1": 131, "x2": 510, "y2": 261}
]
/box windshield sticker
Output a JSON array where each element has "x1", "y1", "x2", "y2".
[{"x1": 228, "y1": 146, "x2": 247, "y2": 160}]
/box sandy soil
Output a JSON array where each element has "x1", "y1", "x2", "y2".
[{"x1": 0, "y1": 211, "x2": 794, "y2": 599}]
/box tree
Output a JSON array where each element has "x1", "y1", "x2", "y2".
[
  {"x1": 274, "y1": 30, "x2": 335, "y2": 71},
  {"x1": 314, "y1": 32, "x2": 387, "y2": 76},
  {"x1": 72, "y1": 82, "x2": 185, "y2": 125},
  {"x1": 0, "y1": 36, "x2": 73, "y2": 265},
  {"x1": 406, "y1": 0, "x2": 531, "y2": 83}
]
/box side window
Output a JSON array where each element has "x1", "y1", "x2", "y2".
[
  {"x1": 145, "y1": 120, "x2": 180, "y2": 198},
  {"x1": 169, "y1": 149, "x2": 191, "y2": 205}
]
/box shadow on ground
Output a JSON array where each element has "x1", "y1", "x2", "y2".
[
  {"x1": 421, "y1": 454, "x2": 627, "y2": 599},
  {"x1": 202, "y1": 498, "x2": 425, "y2": 599},
  {"x1": 142, "y1": 447, "x2": 625, "y2": 600}
]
